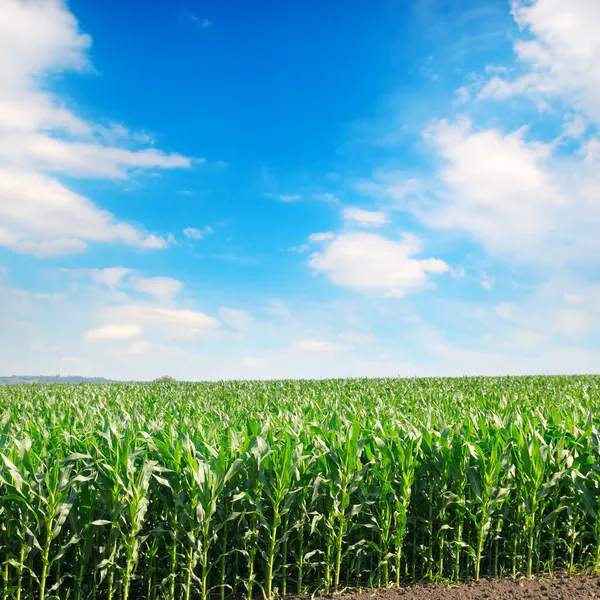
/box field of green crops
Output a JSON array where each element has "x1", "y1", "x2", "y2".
[{"x1": 1, "y1": 376, "x2": 600, "y2": 600}]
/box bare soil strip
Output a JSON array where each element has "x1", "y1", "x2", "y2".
[{"x1": 307, "y1": 575, "x2": 600, "y2": 600}]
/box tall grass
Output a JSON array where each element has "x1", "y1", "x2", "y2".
[{"x1": 1, "y1": 375, "x2": 600, "y2": 599}]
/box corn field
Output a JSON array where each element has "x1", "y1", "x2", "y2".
[{"x1": 1, "y1": 376, "x2": 600, "y2": 600}]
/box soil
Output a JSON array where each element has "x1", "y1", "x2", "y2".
[{"x1": 316, "y1": 575, "x2": 600, "y2": 600}]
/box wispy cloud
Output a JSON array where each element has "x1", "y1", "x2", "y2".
[
  {"x1": 480, "y1": 0, "x2": 600, "y2": 125},
  {"x1": 343, "y1": 207, "x2": 388, "y2": 227},
  {"x1": 309, "y1": 232, "x2": 449, "y2": 297},
  {"x1": 182, "y1": 10, "x2": 212, "y2": 30},
  {"x1": 265, "y1": 193, "x2": 302, "y2": 203},
  {"x1": 308, "y1": 232, "x2": 335, "y2": 243},
  {"x1": 0, "y1": 0, "x2": 190, "y2": 259},
  {"x1": 183, "y1": 226, "x2": 214, "y2": 240}
]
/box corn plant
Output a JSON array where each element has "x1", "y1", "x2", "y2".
[{"x1": 1, "y1": 375, "x2": 600, "y2": 599}]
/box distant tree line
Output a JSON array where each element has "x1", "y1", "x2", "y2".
[{"x1": 0, "y1": 375, "x2": 115, "y2": 385}]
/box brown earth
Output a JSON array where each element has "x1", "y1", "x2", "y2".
[{"x1": 308, "y1": 575, "x2": 600, "y2": 600}]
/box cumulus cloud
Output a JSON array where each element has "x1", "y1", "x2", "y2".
[
  {"x1": 0, "y1": 233, "x2": 86, "y2": 258},
  {"x1": 102, "y1": 304, "x2": 219, "y2": 340},
  {"x1": 309, "y1": 232, "x2": 449, "y2": 297},
  {"x1": 375, "y1": 118, "x2": 600, "y2": 265},
  {"x1": 480, "y1": 0, "x2": 600, "y2": 124},
  {"x1": 138, "y1": 234, "x2": 174, "y2": 249},
  {"x1": 343, "y1": 207, "x2": 388, "y2": 227},
  {"x1": 0, "y1": 0, "x2": 190, "y2": 258},
  {"x1": 0, "y1": 170, "x2": 172, "y2": 256},
  {"x1": 85, "y1": 323, "x2": 143, "y2": 341},
  {"x1": 420, "y1": 120, "x2": 564, "y2": 255},
  {"x1": 68, "y1": 268, "x2": 183, "y2": 301},
  {"x1": 131, "y1": 277, "x2": 183, "y2": 301},
  {"x1": 82, "y1": 267, "x2": 132, "y2": 288},
  {"x1": 351, "y1": 1, "x2": 600, "y2": 276}
]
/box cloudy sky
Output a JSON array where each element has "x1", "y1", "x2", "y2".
[{"x1": 1, "y1": 0, "x2": 599, "y2": 380}]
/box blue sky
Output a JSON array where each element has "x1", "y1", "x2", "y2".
[{"x1": 1, "y1": 0, "x2": 599, "y2": 380}]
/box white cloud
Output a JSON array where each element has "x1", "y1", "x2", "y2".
[
  {"x1": 405, "y1": 119, "x2": 600, "y2": 264},
  {"x1": 4, "y1": 263, "x2": 600, "y2": 381},
  {"x1": 85, "y1": 323, "x2": 142, "y2": 341},
  {"x1": 481, "y1": 0, "x2": 600, "y2": 124},
  {"x1": 183, "y1": 227, "x2": 203, "y2": 240},
  {"x1": 0, "y1": 232, "x2": 86, "y2": 258},
  {"x1": 132, "y1": 277, "x2": 183, "y2": 301},
  {"x1": 427, "y1": 119, "x2": 563, "y2": 226},
  {"x1": 266, "y1": 193, "x2": 301, "y2": 202},
  {"x1": 309, "y1": 232, "x2": 449, "y2": 297},
  {"x1": 288, "y1": 244, "x2": 310, "y2": 253},
  {"x1": 183, "y1": 226, "x2": 214, "y2": 240},
  {"x1": 308, "y1": 232, "x2": 336, "y2": 243},
  {"x1": 0, "y1": 136, "x2": 190, "y2": 178},
  {"x1": 505, "y1": 329, "x2": 546, "y2": 349},
  {"x1": 0, "y1": 0, "x2": 90, "y2": 95},
  {"x1": 454, "y1": 86, "x2": 470, "y2": 105},
  {"x1": 489, "y1": 288, "x2": 597, "y2": 339},
  {"x1": 343, "y1": 207, "x2": 388, "y2": 227},
  {"x1": 265, "y1": 298, "x2": 290, "y2": 318},
  {"x1": 495, "y1": 302, "x2": 518, "y2": 322},
  {"x1": 0, "y1": 169, "x2": 170, "y2": 256},
  {"x1": 564, "y1": 293, "x2": 583, "y2": 305},
  {"x1": 113, "y1": 341, "x2": 161, "y2": 355},
  {"x1": 103, "y1": 304, "x2": 219, "y2": 340},
  {"x1": 480, "y1": 272, "x2": 495, "y2": 291},
  {"x1": 551, "y1": 308, "x2": 593, "y2": 337},
  {"x1": 86, "y1": 267, "x2": 132, "y2": 288},
  {"x1": 104, "y1": 339, "x2": 186, "y2": 356},
  {"x1": 451, "y1": 265, "x2": 466, "y2": 279},
  {"x1": 0, "y1": 0, "x2": 190, "y2": 258},
  {"x1": 561, "y1": 113, "x2": 588, "y2": 140},
  {"x1": 289, "y1": 339, "x2": 346, "y2": 354},
  {"x1": 71, "y1": 268, "x2": 183, "y2": 301},
  {"x1": 354, "y1": 174, "x2": 424, "y2": 207},
  {"x1": 348, "y1": 3, "x2": 600, "y2": 277},
  {"x1": 218, "y1": 308, "x2": 254, "y2": 332},
  {"x1": 241, "y1": 356, "x2": 267, "y2": 369},
  {"x1": 137, "y1": 234, "x2": 174, "y2": 249}
]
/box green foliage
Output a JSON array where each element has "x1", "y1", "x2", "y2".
[{"x1": 1, "y1": 375, "x2": 600, "y2": 599}]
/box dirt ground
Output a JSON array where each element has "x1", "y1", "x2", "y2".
[{"x1": 323, "y1": 575, "x2": 600, "y2": 600}]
